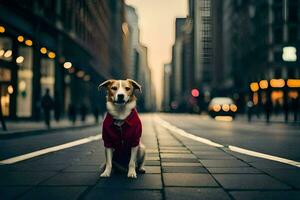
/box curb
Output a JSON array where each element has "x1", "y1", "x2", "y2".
[{"x1": 0, "y1": 124, "x2": 99, "y2": 139}]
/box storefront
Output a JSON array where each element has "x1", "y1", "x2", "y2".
[{"x1": 249, "y1": 79, "x2": 300, "y2": 110}]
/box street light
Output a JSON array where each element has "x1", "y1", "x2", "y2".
[
  {"x1": 270, "y1": 79, "x2": 285, "y2": 88},
  {"x1": 48, "y1": 51, "x2": 56, "y2": 59},
  {"x1": 250, "y1": 82, "x2": 259, "y2": 92},
  {"x1": 63, "y1": 62, "x2": 72, "y2": 69},
  {"x1": 282, "y1": 46, "x2": 297, "y2": 62},
  {"x1": 259, "y1": 80, "x2": 268, "y2": 89},
  {"x1": 17, "y1": 35, "x2": 24, "y2": 42},
  {"x1": 16, "y1": 56, "x2": 24, "y2": 64},
  {"x1": 287, "y1": 79, "x2": 300, "y2": 88},
  {"x1": 25, "y1": 39, "x2": 33, "y2": 46},
  {"x1": 0, "y1": 25, "x2": 5, "y2": 33},
  {"x1": 40, "y1": 47, "x2": 47, "y2": 54}
]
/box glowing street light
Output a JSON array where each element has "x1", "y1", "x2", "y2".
[
  {"x1": 287, "y1": 79, "x2": 300, "y2": 88},
  {"x1": 282, "y1": 46, "x2": 297, "y2": 62},
  {"x1": 63, "y1": 62, "x2": 72, "y2": 69},
  {"x1": 25, "y1": 39, "x2": 33, "y2": 46},
  {"x1": 259, "y1": 80, "x2": 268, "y2": 89},
  {"x1": 40, "y1": 47, "x2": 47, "y2": 54},
  {"x1": 48, "y1": 51, "x2": 56, "y2": 59},
  {"x1": 270, "y1": 79, "x2": 285, "y2": 88},
  {"x1": 17, "y1": 35, "x2": 24, "y2": 42},
  {"x1": 250, "y1": 82, "x2": 259, "y2": 92},
  {"x1": 16, "y1": 56, "x2": 24, "y2": 64},
  {"x1": 4, "y1": 50, "x2": 12, "y2": 58},
  {"x1": 7, "y1": 85, "x2": 14, "y2": 94},
  {"x1": 0, "y1": 25, "x2": 5, "y2": 33}
]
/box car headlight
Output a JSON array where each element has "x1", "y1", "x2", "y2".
[
  {"x1": 222, "y1": 104, "x2": 230, "y2": 112},
  {"x1": 230, "y1": 104, "x2": 237, "y2": 112},
  {"x1": 213, "y1": 104, "x2": 221, "y2": 112}
]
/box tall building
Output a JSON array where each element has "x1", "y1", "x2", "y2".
[
  {"x1": 223, "y1": 0, "x2": 300, "y2": 111},
  {"x1": 0, "y1": 0, "x2": 127, "y2": 119},
  {"x1": 136, "y1": 44, "x2": 153, "y2": 112},
  {"x1": 125, "y1": 5, "x2": 140, "y2": 79},
  {"x1": 163, "y1": 63, "x2": 172, "y2": 111},
  {"x1": 192, "y1": 0, "x2": 213, "y2": 88}
]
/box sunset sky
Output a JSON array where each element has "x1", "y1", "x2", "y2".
[{"x1": 125, "y1": 0, "x2": 188, "y2": 109}]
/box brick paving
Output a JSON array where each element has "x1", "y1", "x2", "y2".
[{"x1": 0, "y1": 114, "x2": 300, "y2": 199}]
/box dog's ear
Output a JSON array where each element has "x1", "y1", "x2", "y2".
[
  {"x1": 98, "y1": 80, "x2": 113, "y2": 90},
  {"x1": 127, "y1": 79, "x2": 142, "y2": 92}
]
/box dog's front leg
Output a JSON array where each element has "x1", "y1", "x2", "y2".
[
  {"x1": 100, "y1": 148, "x2": 113, "y2": 177},
  {"x1": 128, "y1": 146, "x2": 138, "y2": 178}
]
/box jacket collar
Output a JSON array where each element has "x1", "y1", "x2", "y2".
[{"x1": 106, "y1": 109, "x2": 137, "y2": 127}]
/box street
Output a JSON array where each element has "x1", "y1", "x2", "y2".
[{"x1": 1, "y1": 114, "x2": 300, "y2": 200}]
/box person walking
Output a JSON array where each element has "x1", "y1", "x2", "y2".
[
  {"x1": 41, "y1": 88, "x2": 54, "y2": 129},
  {"x1": 93, "y1": 107, "x2": 99, "y2": 123},
  {"x1": 292, "y1": 96, "x2": 299, "y2": 123},
  {"x1": 264, "y1": 98, "x2": 273, "y2": 124},
  {"x1": 68, "y1": 104, "x2": 77, "y2": 125},
  {"x1": 80, "y1": 104, "x2": 87, "y2": 123}
]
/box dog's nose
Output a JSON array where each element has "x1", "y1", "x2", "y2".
[{"x1": 117, "y1": 94, "x2": 124, "y2": 100}]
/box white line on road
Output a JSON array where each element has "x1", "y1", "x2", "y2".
[
  {"x1": 155, "y1": 116, "x2": 300, "y2": 168},
  {"x1": 0, "y1": 135, "x2": 102, "y2": 165},
  {"x1": 155, "y1": 116, "x2": 224, "y2": 148}
]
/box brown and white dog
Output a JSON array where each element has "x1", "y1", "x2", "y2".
[{"x1": 98, "y1": 79, "x2": 146, "y2": 178}]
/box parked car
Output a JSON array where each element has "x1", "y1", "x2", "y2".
[{"x1": 208, "y1": 97, "x2": 237, "y2": 120}]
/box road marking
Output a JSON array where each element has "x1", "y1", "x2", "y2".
[
  {"x1": 155, "y1": 116, "x2": 300, "y2": 168},
  {"x1": 228, "y1": 145, "x2": 300, "y2": 168},
  {"x1": 155, "y1": 116, "x2": 223, "y2": 148},
  {"x1": 0, "y1": 135, "x2": 102, "y2": 165}
]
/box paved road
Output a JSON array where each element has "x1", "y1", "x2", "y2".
[
  {"x1": 159, "y1": 113, "x2": 300, "y2": 162},
  {"x1": 0, "y1": 113, "x2": 300, "y2": 200}
]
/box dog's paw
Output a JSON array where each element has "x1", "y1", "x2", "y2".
[
  {"x1": 100, "y1": 170, "x2": 111, "y2": 178},
  {"x1": 137, "y1": 167, "x2": 146, "y2": 174},
  {"x1": 127, "y1": 169, "x2": 137, "y2": 179}
]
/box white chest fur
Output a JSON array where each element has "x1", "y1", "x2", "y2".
[{"x1": 106, "y1": 100, "x2": 136, "y2": 120}]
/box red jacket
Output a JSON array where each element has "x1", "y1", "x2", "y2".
[{"x1": 102, "y1": 109, "x2": 142, "y2": 166}]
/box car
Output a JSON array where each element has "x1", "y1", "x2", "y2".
[{"x1": 208, "y1": 97, "x2": 237, "y2": 120}]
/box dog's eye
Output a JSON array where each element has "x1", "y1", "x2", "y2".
[
  {"x1": 125, "y1": 87, "x2": 130, "y2": 91},
  {"x1": 111, "y1": 86, "x2": 117, "y2": 91}
]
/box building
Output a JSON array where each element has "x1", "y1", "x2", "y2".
[
  {"x1": 163, "y1": 63, "x2": 172, "y2": 111},
  {"x1": 164, "y1": 0, "x2": 226, "y2": 112},
  {"x1": 136, "y1": 44, "x2": 153, "y2": 112},
  {"x1": 125, "y1": 5, "x2": 140, "y2": 79},
  {"x1": 0, "y1": 0, "x2": 127, "y2": 119},
  {"x1": 223, "y1": 0, "x2": 300, "y2": 112}
]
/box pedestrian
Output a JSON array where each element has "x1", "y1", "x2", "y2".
[
  {"x1": 292, "y1": 96, "x2": 299, "y2": 123},
  {"x1": 41, "y1": 88, "x2": 54, "y2": 129},
  {"x1": 80, "y1": 104, "x2": 87, "y2": 122},
  {"x1": 283, "y1": 98, "x2": 289, "y2": 123},
  {"x1": 93, "y1": 107, "x2": 99, "y2": 123},
  {"x1": 246, "y1": 100, "x2": 253, "y2": 122},
  {"x1": 68, "y1": 104, "x2": 77, "y2": 125},
  {"x1": 264, "y1": 98, "x2": 272, "y2": 123},
  {"x1": 54, "y1": 91, "x2": 61, "y2": 123}
]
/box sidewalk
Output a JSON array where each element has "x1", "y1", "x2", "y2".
[
  {"x1": 0, "y1": 116, "x2": 99, "y2": 139},
  {"x1": 236, "y1": 113, "x2": 300, "y2": 124},
  {"x1": 0, "y1": 114, "x2": 300, "y2": 199}
]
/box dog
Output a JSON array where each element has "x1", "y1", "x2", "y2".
[{"x1": 98, "y1": 79, "x2": 146, "y2": 178}]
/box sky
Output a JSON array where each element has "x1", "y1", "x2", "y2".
[{"x1": 125, "y1": 0, "x2": 188, "y2": 109}]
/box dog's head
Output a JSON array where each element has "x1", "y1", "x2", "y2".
[{"x1": 98, "y1": 79, "x2": 142, "y2": 105}]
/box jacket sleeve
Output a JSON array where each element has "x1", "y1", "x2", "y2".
[
  {"x1": 131, "y1": 120, "x2": 142, "y2": 147},
  {"x1": 102, "y1": 125, "x2": 113, "y2": 148}
]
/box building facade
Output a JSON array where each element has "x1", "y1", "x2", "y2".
[
  {"x1": 0, "y1": 0, "x2": 127, "y2": 120},
  {"x1": 223, "y1": 0, "x2": 300, "y2": 112}
]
